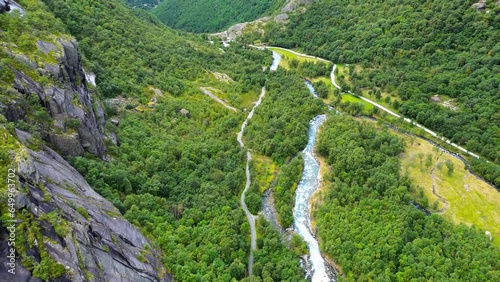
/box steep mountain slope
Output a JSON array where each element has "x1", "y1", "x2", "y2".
[
  {"x1": 1, "y1": 1, "x2": 106, "y2": 159},
  {"x1": 152, "y1": 0, "x2": 286, "y2": 32},
  {"x1": 260, "y1": 0, "x2": 500, "y2": 185},
  {"x1": 0, "y1": 128, "x2": 171, "y2": 282},
  {"x1": 34, "y1": 0, "x2": 307, "y2": 280},
  {"x1": 1, "y1": 2, "x2": 170, "y2": 281}
]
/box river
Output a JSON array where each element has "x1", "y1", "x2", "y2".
[
  {"x1": 291, "y1": 81, "x2": 336, "y2": 281},
  {"x1": 293, "y1": 114, "x2": 333, "y2": 282}
]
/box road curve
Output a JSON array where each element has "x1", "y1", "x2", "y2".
[
  {"x1": 249, "y1": 45, "x2": 330, "y2": 63},
  {"x1": 329, "y1": 65, "x2": 481, "y2": 160},
  {"x1": 237, "y1": 87, "x2": 266, "y2": 276}
]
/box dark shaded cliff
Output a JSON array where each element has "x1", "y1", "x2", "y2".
[
  {"x1": 2, "y1": 38, "x2": 107, "y2": 158},
  {"x1": 0, "y1": 129, "x2": 171, "y2": 282},
  {"x1": 1, "y1": 4, "x2": 171, "y2": 281}
]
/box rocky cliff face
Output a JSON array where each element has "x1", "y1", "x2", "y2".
[
  {"x1": 0, "y1": 129, "x2": 171, "y2": 282},
  {"x1": 3, "y1": 39, "x2": 107, "y2": 158}
]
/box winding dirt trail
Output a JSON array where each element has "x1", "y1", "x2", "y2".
[
  {"x1": 238, "y1": 87, "x2": 266, "y2": 276},
  {"x1": 430, "y1": 152, "x2": 450, "y2": 214}
]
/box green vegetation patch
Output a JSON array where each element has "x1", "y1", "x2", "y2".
[
  {"x1": 153, "y1": 0, "x2": 286, "y2": 33},
  {"x1": 314, "y1": 115, "x2": 499, "y2": 281},
  {"x1": 263, "y1": 0, "x2": 500, "y2": 177},
  {"x1": 245, "y1": 70, "x2": 324, "y2": 163},
  {"x1": 400, "y1": 133, "x2": 500, "y2": 247}
]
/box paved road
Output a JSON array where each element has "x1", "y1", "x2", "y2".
[
  {"x1": 329, "y1": 65, "x2": 481, "y2": 160},
  {"x1": 251, "y1": 45, "x2": 483, "y2": 161},
  {"x1": 250, "y1": 45, "x2": 330, "y2": 63}
]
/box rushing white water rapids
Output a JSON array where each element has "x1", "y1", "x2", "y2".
[
  {"x1": 270, "y1": 51, "x2": 281, "y2": 71},
  {"x1": 291, "y1": 81, "x2": 335, "y2": 281},
  {"x1": 293, "y1": 114, "x2": 333, "y2": 282}
]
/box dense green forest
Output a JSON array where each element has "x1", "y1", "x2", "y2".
[
  {"x1": 245, "y1": 70, "x2": 324, "y2": 163},
  {"x1": 43, "y1": 0, "x2": 274, "y2": 100},
  {"x1": 315, "y1": 115, "x2": 499, "y2": 281},
  {"x1": 153, "y1": 0, "x2": 285, "y2": 32},
  {"x1": 260, "y1": 0, "x2": 500, "y2": 186},
  {"x1": 272, "y1": 156, "x2": 303, "y2": 228},
  {"x1": 0, "y1": 0, "x2": 305, "y2": 280},
  {"x1": 3, "y1": 0, "x2": 499, "y2": 280}
]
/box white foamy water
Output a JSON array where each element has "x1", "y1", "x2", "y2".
[
  {"x1": 293, "y1": 114, "x2": 333, "y2": 282},
  {"x1": 270, "y1": 51, "x2": 281, "y2": 71}
]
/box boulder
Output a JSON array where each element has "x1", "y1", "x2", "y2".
[
  {"x1": 0, "y1": 0, "x2": 10, "y2": 13},
  {"x1": 430, "y1": 95, "x2": 441, "y2": 102},
  {"x1": 274, "y1": 14, "x2": 290, "y2": 23},
  {"x1": 472, "y1": 0, "x2": 487, "y2": 11},
  {"x1": 107, "y1": 132, "x2": 119, "y2": 146},
  {"x1": 111, "y1": 118, "x2": 120, "y2": 126},
  {"x1": 485, "y1": 231, "x2": 492, "y2": 241},
  {"x1": 180, "y1": 108, "x2": 190, "y2": 118},
  {"x1": 281, "y1": 0, "x2": 314, "y2": 13}
]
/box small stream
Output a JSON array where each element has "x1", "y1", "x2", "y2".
[{"x1": 305, "y1": 80, "x2": 319, "y2": 98}]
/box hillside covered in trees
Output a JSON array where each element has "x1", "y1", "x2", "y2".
[
  {"x1": 260, "y1": 0, "x2": 500, "y2": 185},
  {"x1": 153, "y1": 0, "x2": 285, "y2": 32},
  {"x1": 1, "y1": 0, "x2": 499, "y2": 281},
  {"x1": 315, "y1": 115, "x2": 499, "y2": 281},
  {"x1": 125, "y1": 0, "x2": 161, "y2": 10}
]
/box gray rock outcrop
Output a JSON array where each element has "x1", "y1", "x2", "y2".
[
  {"x1": 472, "y1": 0, "x2": 487, "y2": 11},
  {"x1": 0, "y1": 129, "x2": 171, "y2": 282},
  {"x1": 0, "y1": 0, "x2": 24, "y2": 15},
  {"x1": 274, "y1": 13, "x2": 290, "y2": 24},
  {"x1": 281, "y1": 0, "x2": 314, "y2": 13},
  {"x1": 3, "y1": 39, "x2": 107, "y2": 158}
]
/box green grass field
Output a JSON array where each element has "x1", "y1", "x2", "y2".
[
  {"x1": 269, "y1": 47, "x2": 328, "y2": 69},
  {"x1": 341, "y1": 93, "x2": 374, "y2": 113},
  {"x1": 399, "y1": 133, "x2": 500, "y2": 246},
  {"x1": 252, "y1": 153, "x2": 279, "y2": 193}
]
